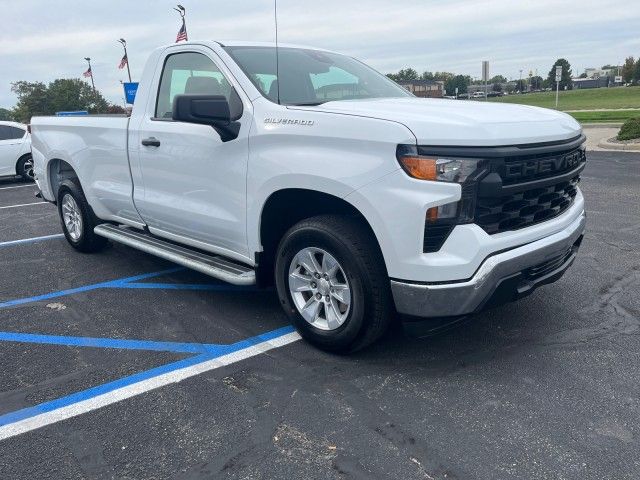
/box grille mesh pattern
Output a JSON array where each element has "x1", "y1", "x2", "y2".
[{"x1": 476, "y1": 176, "x2": 579, "y2": 234}]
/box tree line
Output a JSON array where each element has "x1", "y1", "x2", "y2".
[
  {"x1": 387, "y1": 57, "x2": 640, "y2": 96},
  {"x1": 0, "y1": 79, "x2": 125, "y2": 123}
]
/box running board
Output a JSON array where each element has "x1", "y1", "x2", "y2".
[{"x1": 94, "y1": 224, "x2": 256, "y2": 286}]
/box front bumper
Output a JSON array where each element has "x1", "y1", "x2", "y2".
[{"x1": 391, "y1": 210, "x2": 586, "y2": 323}]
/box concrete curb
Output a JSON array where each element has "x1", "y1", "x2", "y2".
[
  {"x1": 581, "y1": 123, "x2": 624, "y2": 129},
  {"x1": 598, "y1": 138, "x2": 640, "y2": 151}
]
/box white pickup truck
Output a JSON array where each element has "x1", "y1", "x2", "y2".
[{"x1": 31, "y1": 41, "x2": 586, "y2": 352}]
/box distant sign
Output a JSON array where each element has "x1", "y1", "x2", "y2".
[
  {"x1": 482, "y1": 61, "x2": 490, "y2": 82},
  {"x1": 56, "y1": 111, "x2": 89, "y2": 116},
  {"x1": 123, "y1": 82, "x2": 139, "y2": 104},
  {"x1": 555, "y1": 66, "x2": 562, "y2": 82},
  {"x1": 615, "y1": 75, "x2": 623, "y2": 83}
]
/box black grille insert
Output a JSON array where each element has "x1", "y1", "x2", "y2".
[{"x1": 476, "y1": 175, "x2": 579, "y2": 234}]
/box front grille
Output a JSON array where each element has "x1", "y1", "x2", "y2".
[
  {"x1": 476, "y1": 175, "x2": 579, "y2": 234},
  {"x1": 475, "y1": 144, "x2": 585, "y2": 235}
]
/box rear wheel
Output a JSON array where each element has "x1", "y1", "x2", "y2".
[
  {"x1": 275, "y1": 215, "x2": 393, "y2": 353},
  {"x1": 57, "y1": 180, "x2": 108, "y2": 253},
  {"x1": 17, "y1": 155, "x2": 34, "y2": 182}
]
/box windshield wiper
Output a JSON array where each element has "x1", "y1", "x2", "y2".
[{"x1": 289, "y1": 101, "x2": 327, "y2": 106}]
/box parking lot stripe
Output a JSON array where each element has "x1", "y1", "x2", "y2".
[
  {"x1": 0, "y1": 201, "x2": 48, "y2": 210},
  {"x1": 0, "y1": 327, "x2": 300, "y2": 441},
  {"x1": 0, "y1": 233, "x2": 64, "y2": 248},
  {"x1": 0, "y1": 267, "x2": 184, "y2": 309},
  {"x1": 0, "y1": 331, "x2": 214, "y2": 354},
  {"x1": 0, "y1": 184, "x2": 37, "y2": 191}
]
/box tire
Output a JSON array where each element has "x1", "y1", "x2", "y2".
[
  {"x1": 16, "y1": 155, "x2": 34, "y2": 182},
  {"x1": 275, "y1": 214, "x2": 393, "y2": 353},
  {"x1": 57, "y1": 179, "x2": 108, "y2": 253}
]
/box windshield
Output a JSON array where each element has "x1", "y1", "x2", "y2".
[{"x1": 223, "y1": 46, "x2": 412, "y2": 106}]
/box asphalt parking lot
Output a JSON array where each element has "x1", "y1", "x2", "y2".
[{"x1": 0, "y1": 151, "x2": 639, "y2": 480}]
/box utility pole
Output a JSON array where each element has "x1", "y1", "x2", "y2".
[
  {"x1": 519, "y1": 69, "x2": 523, "y2": 93},
  {"x1": 118, "y1": 38, "x2": 132, "y2": 83},
  {"x1": 84, "y1": 57, "x2": 95, "y2": 91}
]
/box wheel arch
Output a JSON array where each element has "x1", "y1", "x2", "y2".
[
  {"x1": 257, "y1": 188, "x2": 387, "y2": 285},
  {"x1": 47, "y1": 158, "x2": 80, "y2": 201},
  {"x1": 14, "y1": 152, "x2": 32, "y2": 175}
]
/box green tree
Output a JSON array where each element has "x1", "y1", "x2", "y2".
[
  {"x1": 11, "y1": 78, "x2": 111, "y2": 123},
  {"x1": 492, "y1": 82, "x2": 503, "y2": 92},
  {"x1": 530, "y1": 75, "x2": 544, "y2": 90},
  {"x1": 633, "y1": 59, "x2": 640, "y2": 84},
  {"x1": 0, "y1": 107, "x2": 13, "y2": 121},
  {"x1": 621, "y1": 56, "x2": 635, "y2": 83},
  {"x1": 489, "y1": 75, "x2": 507, "y2": 84},
  {"x1": 387, "y1": 68, "x2": 419, "y2": 82},
  {"x1": 433, "y1": 72, "x2": 455, "y2": 82},
  {"x1": 445, "y1": 75, "x2": 470, "y2": 96},
  {"x1": 547, "y1": 59, "x2": 573, "y2": 90}
]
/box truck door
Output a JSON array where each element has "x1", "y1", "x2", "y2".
[{"x1": 133, "y1": 47, "x2": 251, "y2": 262}]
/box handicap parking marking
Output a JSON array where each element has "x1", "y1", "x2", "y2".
[
  {"x1": 0, "y1": 233, "x2": 65, "y2": 249},
  {"x1": 0, "y1": 267, "x2": 262, "y2": 309},
  {"x1": 0, "y1": 266, "x2": 300, "y2": 440},
  {"x1": 0, "y1": 326, "x2": 300, "y2": 441}
]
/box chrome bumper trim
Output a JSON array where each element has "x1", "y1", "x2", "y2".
[{"x1": 391, "y1": 212, "x2": 586, "y2": 318}]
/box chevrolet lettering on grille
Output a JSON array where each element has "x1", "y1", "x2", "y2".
[{"x1": 504, "y1": 151, "x2": 582, "y2": 181}]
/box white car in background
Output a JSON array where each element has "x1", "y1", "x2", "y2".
[{"x1": 0, "y1": 121, "x2": 33, "y2": 181}]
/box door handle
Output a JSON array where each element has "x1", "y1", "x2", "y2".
[{"x1": 141, "y1": 137, "x2": 161, "y2": 147}]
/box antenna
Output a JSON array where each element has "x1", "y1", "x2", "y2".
[{"x1": 274, "y1": 0, "x2": 281, "y2": 105}]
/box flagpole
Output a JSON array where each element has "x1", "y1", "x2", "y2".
[
  {"x1": 118, "y1": 38, "x2": 132, "y2": 83},
  {"x1": 84, "y1": 57, "x2": 95, "y2": 91}
]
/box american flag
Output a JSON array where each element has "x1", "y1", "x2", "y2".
[
  {"x1": 176, "y1": 19, "x2": 188, "y2": 42},
  {"x1": 118, "y1": 54, "x2": 128, "y2": 70},
  {"x1": 83, "y1": 67, "x2": 92, "y2": 78}
]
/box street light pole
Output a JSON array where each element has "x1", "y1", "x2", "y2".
[
  {"x1": 84, "y1": 57, "x2": 95, "y2": 91},
  {"x1": 519, "y1": 69, "x2": 523, "y2": 93},
  {"x1": 118, "y1": 38, "x2": 132, "y2": 83}
]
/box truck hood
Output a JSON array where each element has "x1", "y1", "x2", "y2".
[{"x1": 297, "y1": 98, "x2": 581, "y2": 146}]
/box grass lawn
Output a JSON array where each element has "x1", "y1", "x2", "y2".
[
  {"x1": 567, "y1": 110, "x2": 640, "y2": 123},
  {"x1": 488, "y1": 86, "x2": 640, "y2": 111}
]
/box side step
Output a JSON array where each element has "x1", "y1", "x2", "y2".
[{"x1": 94, "y1": 224, "x2": 256, "y2": 286}]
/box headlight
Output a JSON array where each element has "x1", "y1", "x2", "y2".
[{"x1": 396, "y1": 145, "x2": 487, "y2": 184}]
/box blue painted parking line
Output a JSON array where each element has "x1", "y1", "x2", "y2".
[
  {"x1": 0, "y1": 267, "x2": 300, "y2": 440},
  {"x1": 0, "y1": 326, "x2": 298, "y2": 433},
  {"x1": 0, "y1": 267, "x2": 261, "y2": 310},
  {"x1": 0, "y1": 233, "x2": 65, "y2": 249}
]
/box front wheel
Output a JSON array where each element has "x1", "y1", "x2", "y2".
[{"x1": 275, "y1": 215, "x2": 393, "y2": 353}]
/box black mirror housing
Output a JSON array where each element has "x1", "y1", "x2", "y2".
[
  {"x1": 172, "y1": 94, "x2": 231, "y2": 125},
  {"x1": 172, "y1": 90, "x2": 243, "y2": 142}
]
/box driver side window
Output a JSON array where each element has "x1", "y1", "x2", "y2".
[{"x1": 155, "y1": 52, "x2": 232, "y2": 119}]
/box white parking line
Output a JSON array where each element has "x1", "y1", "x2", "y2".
[
  {"x1": 0, "y1": 233, "x2": 64, "y2": 248},
  {"x1": 0, "y1": 202, "x2": 48, "y2": 210},
  {"x1": 0, "y1": 184, "x2": 37, "y2": 191},
  {"x1": 0, "y1": 331, "x2": 301, "y2": 440}
]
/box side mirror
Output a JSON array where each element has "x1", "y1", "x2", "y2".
[
  {"x1": 172, "y1": 94, "x2": 231, "y2": 125},
  {"x1": 172, "y1": 90, "x2": 243, "y2": 142}
]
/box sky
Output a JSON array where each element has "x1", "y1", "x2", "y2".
[{"x1": 1, "y1": 0, "x2": 639, "y2": 108}]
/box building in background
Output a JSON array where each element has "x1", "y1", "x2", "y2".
[{"x1": 397, "y1": 80, "x2": 444, "y2": 98}]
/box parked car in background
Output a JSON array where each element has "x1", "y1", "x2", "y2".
[
  {"x1": 0, "y1": 121, "x2": 33, "y2": 181},
  {"x1": 471, "y1": 91, "x2": 486, "y2": 98}
]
